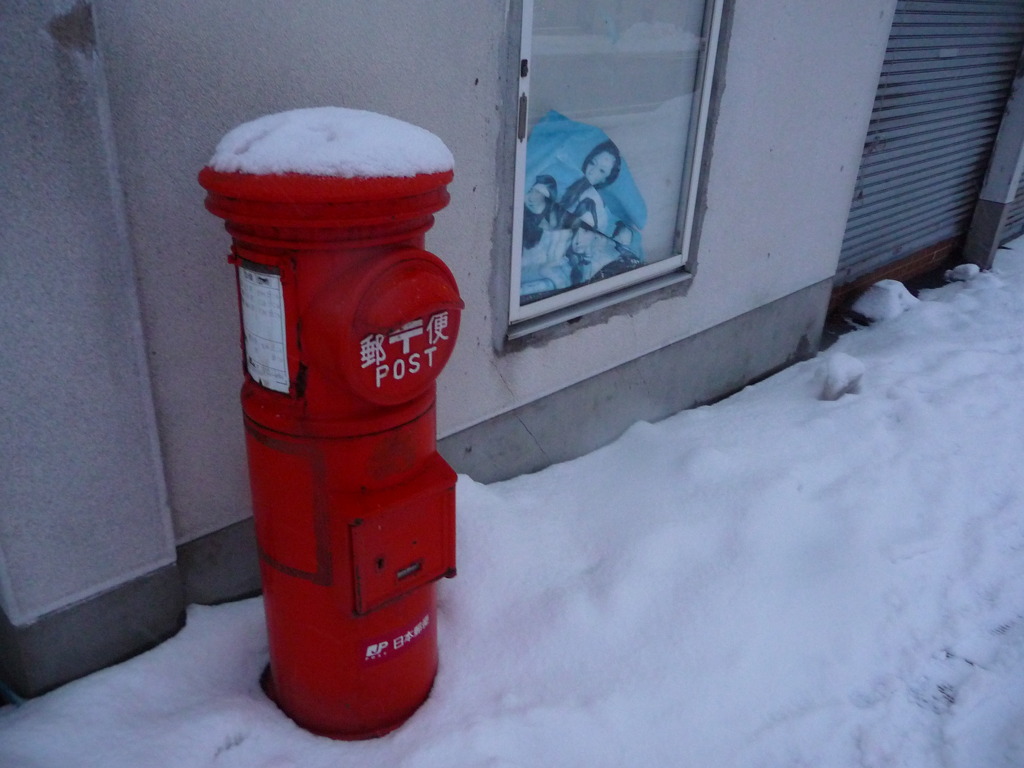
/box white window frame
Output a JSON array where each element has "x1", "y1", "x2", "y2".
[{"x1": 508, "y1": 0, "x2": 723, "y2": 338}]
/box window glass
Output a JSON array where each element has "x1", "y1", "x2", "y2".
[{"x1": 511, "y1": 0, "x2": 720, "y2": 327}]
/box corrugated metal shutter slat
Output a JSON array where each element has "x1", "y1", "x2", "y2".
[
  {"x1": 850, "y1": 173, "x2": 987, "y2": 221},
  {"x1": 846, "y1": 187, "x2": 981, "y2": 244},
  {"x1": 857, "y1": 140, "x2": 992, "y2": 181},
  {"x1": 863, "y1": 112, "x2": 1001, "y2": 141},
  {"x1": 866, "y1": 92, "x2": 1007, "y2": 123},
  {"x1": 858, "y1": 128, "x2": 999, "y2": 167}
]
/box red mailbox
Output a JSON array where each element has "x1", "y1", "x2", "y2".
[{"x1": 199, "y1": 113, "x2": 461, "y2": 739}]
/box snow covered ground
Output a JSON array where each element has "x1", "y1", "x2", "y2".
[{"x1": 3, "y1": 242, "x2": 1024, "y2": 767}]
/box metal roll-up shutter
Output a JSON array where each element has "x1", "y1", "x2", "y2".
[
  {"x1": 838, "y1": 0, "x2": 1024, "y2": 285},
  {"x1": 1001, "y1": 172, "x2": 1024, "y2": 243}
]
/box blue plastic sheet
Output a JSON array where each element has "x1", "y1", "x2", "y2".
[{"x1": 520, "y1": 111, "x2": 648, "y2": 303}]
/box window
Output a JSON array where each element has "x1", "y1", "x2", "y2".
[{"x1": 509, "y1": 0, "x2": 723, "y2": 336}]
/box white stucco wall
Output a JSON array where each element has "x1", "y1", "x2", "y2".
[
  {"x1": 0, "y1": 1, "x2": 176, "y2": 624},
  {"x1": 94, "y1": 0, "x2": 896, "y2": 544}
]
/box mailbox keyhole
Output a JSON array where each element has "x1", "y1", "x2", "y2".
[
  {"x1": 375, "y1": 556, "x2": 386, "y2": 572},
  {"x1": 397, "y1": 560, "x2": 422, "y2": 580}
]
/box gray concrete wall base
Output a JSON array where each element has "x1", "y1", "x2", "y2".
[
  {"x1": 0, "y1": 520, "x2": 262, "y2": 700},
  {"x1": 176, "y1": 519, "x2": 262, "y2": 607},
  {"x1": 440, "y1": 278, "x2": 832, "y2": 484},
  {"x1": 0, "y1": 566, "x2": 185, "y2": 699}
]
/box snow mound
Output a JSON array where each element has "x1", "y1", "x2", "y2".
[
  {"x1": 851, "y1": 279, "x2": 919, "y2": 322},
  {"x1": 208, "y1": 107, "x2": 454, "y2": 178},
  {"x1": 945, "y1": 263, "x2": 981, "y2": 283},
  {"x1": 817, "y1": 352, "x2": 865, "y2": 401}
]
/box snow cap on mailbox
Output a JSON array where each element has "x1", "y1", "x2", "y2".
[
  {"x1": 199, "y1": 107, "x2": 461, "y2": 424},
  {"x1": 199, "y1": 106, "x2": 455, "y2": 215},
  {"x1": 207, "y1": 106, "x2": 454, "y2": 179}
]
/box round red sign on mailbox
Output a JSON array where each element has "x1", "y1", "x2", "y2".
[{"x1": 346, "y1": 251, "x2": 463, "y2": 406}]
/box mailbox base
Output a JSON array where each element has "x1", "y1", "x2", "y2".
[
  {"x1": 259, "y1": 581, "x2": 440, "y2": 739},
  {"x1": 259, "y1": 659, "x2": 436, "y2": 741}
]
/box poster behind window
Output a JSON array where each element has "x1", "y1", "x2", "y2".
[{"x1": 520, "y1": 111, "x2": 648, "y2": 304}]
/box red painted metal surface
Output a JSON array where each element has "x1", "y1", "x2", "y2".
[{"x1": 199, "y1": 166, "x2": 461, "y2": 739}]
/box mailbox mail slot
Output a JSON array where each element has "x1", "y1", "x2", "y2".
[{"x1": 350, "y1": 455, "x2": 456, "y2": 615}]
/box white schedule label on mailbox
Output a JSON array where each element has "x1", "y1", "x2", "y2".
[{"x1": 238, "y1": 265, "x2": 290, "y2": 393}]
